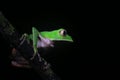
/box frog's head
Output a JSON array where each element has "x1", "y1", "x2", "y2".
[
  {"x1": 37, "y1": 28, "x2": 73, "y2": 48},
  {"x1": 40, "y1": 28, "x2": 73, "y2": 42}
]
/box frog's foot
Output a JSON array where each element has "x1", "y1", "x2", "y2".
[{"x1": 11, "y1": 48, "x2": 31, "y2": 68}]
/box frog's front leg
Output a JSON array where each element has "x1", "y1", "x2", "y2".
[{"x1": 19, "y1": 33, "x2": 40, "y2": 60}]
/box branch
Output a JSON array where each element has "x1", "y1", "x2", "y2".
[{"x1": 0, "y1": 12, "x2": 61, "y2": 80}]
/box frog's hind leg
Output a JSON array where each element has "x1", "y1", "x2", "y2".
[{"x1": 11, "y1": 48, "x2": 31, "y2": 68}]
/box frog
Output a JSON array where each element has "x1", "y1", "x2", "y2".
[{"x1": 11, "y1": 27, "x2": 73, "y2": 68}]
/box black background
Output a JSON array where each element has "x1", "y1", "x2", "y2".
[{"x1": 0, "y1": 3, "x2": 119, "y2": 80}]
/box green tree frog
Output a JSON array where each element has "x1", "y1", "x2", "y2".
[
  {"x1": 11, "y1": 27, "x2": 73, "y2": 67},
  {"x1": 22, "y1": 27, "x2": 73, "y2": 59}
]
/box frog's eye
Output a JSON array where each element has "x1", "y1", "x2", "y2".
[{"x1": 59, "y1": 29, "x2": 67, "y2": 36}]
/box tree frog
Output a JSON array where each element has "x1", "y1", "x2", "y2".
[{"x1": 11, "y1": 27, "x2": 73, "y2": 67}]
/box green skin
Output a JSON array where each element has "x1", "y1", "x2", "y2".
[{"x1": 21, "y1": 27, "x2": 73, "y2": 59}]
